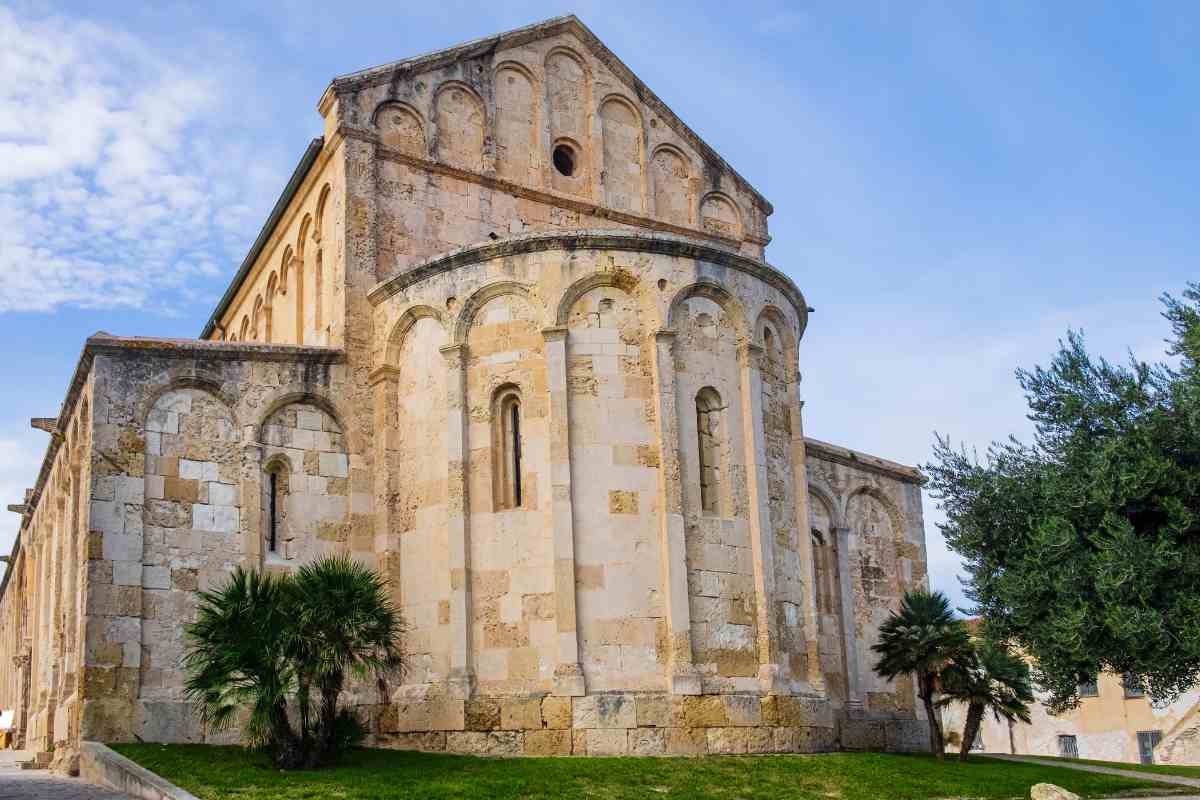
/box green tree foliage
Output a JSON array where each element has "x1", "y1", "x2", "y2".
[
  {"x1": 872, "y1": 590, "x2": 972, "y2": 759},
  {"x1": 927, "y1": 284, "x2": 1200, "y2": 712},
  {"x1": 939, "y1": 641, "x2": 1034, "y2": 763},
  {"x1": 183, "y1": 557, "x2": 402, "y2": 768}
]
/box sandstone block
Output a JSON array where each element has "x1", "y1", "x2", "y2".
[
  {"x1": 573, "y1": 694, "x2": 635, "y2": 729},
  {"x1": 680, "y1": 695, "x2": 727, "y2": 728},
  {"x1": 383, "y1": 698, "x2": 465, "y2": 733},
  {"x1": 706, "y1": 727, "x2": 749, "y2": 755},
  {"x1": 541, "y1": 696, "x2": 571, "y2": 729},
  {"x1": 501, "y1": 697, "x2": 542, "y2": 731},
  {"x1": 524, "y1": 729, "x2": 571, "y2": 756},
  {"x1": 381, "y1": 732, "x2": 447, "y2": 752},
  {"x1": 585, "y1": 729, "x2": 628, "y2": 756},
  {"x1": 666, "y1": 727, "x2": 708, "y2": 755},
  {"x1": 446, "y1": 731, "x2": 522, "y2": 757},
  {"x1": 464, "y1": 698, "x2": 500, "y2": 731},
  {"x1": 629, "y1": 728, "x2": 666, "y2": 755},
  {"x1": 636, "y1": 694, "x2": 670, "y2": 728},
  {"x1": 722, "y1": 694, "x2": 762, "y2": 726}
]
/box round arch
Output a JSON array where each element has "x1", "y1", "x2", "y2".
[
  {"x1": 554, "y1": 269, "x2": 639, "y2": 326},
  {"x1": 666, "y1": 278, "x2": 751, "y2": 342},
  {"x1": 382, "y1": 304, "x2": 451, "y2": 370},
  {"x1": 453, "y1": 280, "x2": 535, "y2": 344}
]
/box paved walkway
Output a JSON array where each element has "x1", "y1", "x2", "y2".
[
  {"x1": 985, "y1": 753, "x2": 1200, "y2": 790},
  {"x1": 0, "y1": 750, "x2": 130, "y2": 799}
]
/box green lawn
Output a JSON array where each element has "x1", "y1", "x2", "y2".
[
  {"x1": 1015, "y1": 754, "x2": 1200, "y2": 781},
  {"x1": 111, "y1": 743, "x2": 1190, "y2": 800}
]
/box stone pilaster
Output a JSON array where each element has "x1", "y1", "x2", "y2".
[
  {"x1": 541, "y1": 327, "x2": 585, "y2": 696},
  {"x1": 440, "y1": 343, "x2": 475, "y2": 698},
  {"x1": 370, "y1": 366, "x2": 402, "y2": 603},
  {"x1": 737, "y1": 341, "x2": 785, "y2": 693},
  {"x1": 241, "y1": 443, "x2": 264, "y2": 568},
  {"x1": 650, "y1": 330, "x2": 700, "y2": 694},
  {"x1": 789, "y1": 393, "x2": 826, "y2": 694},
  {"x1": 834, "y1": 525, "x2": 863, "y2": 712}
]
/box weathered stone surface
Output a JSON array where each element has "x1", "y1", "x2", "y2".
[
  {"x1": 1030, "y1": 785, "x2": 1080, "y2": 800},
  {"x1": 0, "y1": 16, "x2": 936, "y2": 765},
  {"x1": 446, "y1": 731, "x2": 522, "y2": 757}
]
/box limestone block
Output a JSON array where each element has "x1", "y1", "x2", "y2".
[
  {"x1": 464, "y1": 699, "x2": 501, "y2": 731},
  {"x1": 383, "y1": 698, "x2": 465, "y2": 733},
  {"x1": 679, "y1": 695, "x2": 727, "y2": 728},
  {"x1": 721, "y1": 695, "x2": 762, "y2": 726},
  {"x1": 629, "y1": 728, "x2": 666, "y2": 755},
  {"x1": 746, "y1": 727, "x2": 773, "y2": 753},
  {"x1": 501, "y1": 697, "x2": 542, "y2": 731},
  {"x1": 141, "y1": 566, "x2": 170, "y2": 590},
  {"x1": 524, "y1": 729, "x2": 571, "y2": 756},
  {"x1": 112, "y1": 560, "x2": 141, "y2": 587},
  {"x1": 1030, "y1": 786, "x2": 1080, "y2": 800},
  {"x1": 573, "y1": 694, "x2": 635, "y2": 729},
  {"x1": 541, "y1": 696, "x2": 571, "y2": 729},
  {"x1": 584, "y1": 729, "x2": 628, "y2": 756},
  {"x1": 446, "y1": 731, "x2": 522, "y2": 756},
  {"x1": 635, "y1": 694, "x2": 670, "y2": 728},
  {"x1": 379, "y1": 732, "x2": 447, "y2": 752},
  {"x1": 666, "y1": 727, "x2": 708, "y2": 755},
  {"x1": 706, "y1": 727, "x2": 750, "y2": 755}
]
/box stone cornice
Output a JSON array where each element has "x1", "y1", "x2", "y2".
[
  {"x1": 803, "y1": 437, "x2": 925, "y2": 485},
  {"x1": 326, "y1": 14, "x2": 773, "y2": 216},
  {"x1": 368, "y1": 229, "x2": 808, "y2": 329}
]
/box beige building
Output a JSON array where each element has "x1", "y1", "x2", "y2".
[
  {"x1": 942, "y1": 662, "x2": 1200, "y2": 765},
  {"x1": 0, "y1": 16, "x2": 932, "y2": 770}
]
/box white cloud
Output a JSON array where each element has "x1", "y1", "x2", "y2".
[{"x1": 0, "y1": 7, "x2": 282, "y2": 313}]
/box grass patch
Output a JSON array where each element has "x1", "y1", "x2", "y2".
[
  {"x1": 1015, "y1": 754, "x2": 1200, "y2": 781},
  {"x1": 111, "y1": 743, "x2": 1190, "y2": 800}
]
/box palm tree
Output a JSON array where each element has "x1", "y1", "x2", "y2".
[
  {"x1": 939, "y1": 640, "x2": 1034, "y2": 762},
  {"x1": 872, "y1": 589, "x2": 971, "y2": 759},
  {"x1": 183, "y1": 567, "x2": 303, "y2": 768},
  {"x1": 290, "y1": 555, "x2": 403, "y2": 760}
]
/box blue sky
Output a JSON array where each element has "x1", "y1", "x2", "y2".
[{"x1": 2, "y1": 1, "x2": 1197, "y2": 610}]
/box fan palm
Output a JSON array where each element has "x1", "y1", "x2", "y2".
[
  {"x1": 182, "y1": 567, "x2": 303, "y2": 768},
  {"x1": 939, "y1": 640, "x2": 1034, "y2": 762},
  {"x1": 290, "y1": 555, "x2": 403, "y2": 760},
  {"x1": 872, "y1": 589, "x2": 971, "y2": 759}
]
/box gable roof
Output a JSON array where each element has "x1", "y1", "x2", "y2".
[{"x1": 324, "y1": 14, "x2": 772, "y2": 214}]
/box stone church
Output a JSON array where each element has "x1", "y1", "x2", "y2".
[{"x1": 0, "y1": 16, "x2": 931, "y2": 766}]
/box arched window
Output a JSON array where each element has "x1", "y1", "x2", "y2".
[
  {"x1": 493, "y1": 387, "x2": 523, "y2": 510},
  {"x1": 695, "y1": 387, "x2": 723, "y2": 515},
  {"x1": 263, "y1": 460, "x2": 289, "y2": 557}
]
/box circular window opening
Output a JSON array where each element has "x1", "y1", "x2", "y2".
[{"x1": 552, "y1": 144, "x2": 576, "y2": 177}]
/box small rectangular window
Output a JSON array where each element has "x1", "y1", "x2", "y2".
[
  {"x1": 1058, "y1": 735, "x2": 1079, "y2": 758},
  {"x1": 1123, "y1": 673, "x2": 1146, "y2": 699},
  {"x1": 1078, "y1": 677, "x2": 1099, "y2": 698}
]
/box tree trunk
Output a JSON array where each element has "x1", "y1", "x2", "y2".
[
  {"x1": 270, "y1": 700, "x2": 303, "y2": 770},
  {"x1": 318, "y1": 671, "x2": 344, "y2": 761},
  {"x1": 920, "y1": 672, "x2": 945, "y2": 760},
  {"x1": 959, "y1": 702, "x2": 984, "y2": 762}
]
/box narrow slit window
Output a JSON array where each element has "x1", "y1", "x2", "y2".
[
  {"x1": 696, "y1": 387, "x2": 723, "y2": 515},
  {"x1": 494, "y1": 389, "x2": 524, "y2": 510},
  {"x1": 268, "y1": 471, "x2": 278, "y2": 553}
]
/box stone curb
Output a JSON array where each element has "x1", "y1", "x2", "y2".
[{"x1": 79, "y1": 741, "x2": 201, "y2": 800}]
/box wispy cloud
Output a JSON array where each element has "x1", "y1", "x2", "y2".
[{"x1": 0, "y1": 7, "x2": 281, "y2": 313}]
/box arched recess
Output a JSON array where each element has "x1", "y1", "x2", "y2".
[
  {"x1": 493, "y1": 61, "x2": 539, "y2": 184},
  {"x1": 264, "y1": 275, "x2": 278, "y2": 343},
  {"x1": 382, "y1": 304, "x2": 450, "y2": 372},
  {"x1": 434, "y1": 81, "x2": 486, "y2": 171},
  {"x1": 699, "y1": 191, "x2": 742, "y2": 239},
  {"x1": 297, "y1": 213, "x2": 318, "y2": 340},
  {"x1": 666, "y1": 278, "x2": 751, "y2": 343},
  {"x1": 598, "y1": 94, "x2": 644, "y2": 213},
  {"x1": 254, "y1": 389, "x2": 349, "y2": 447},
  {"x1": 314, "y1": 184, "x2": 333, "y2": 244},
  {"x1": 278, "y1": 245, "x2": 293, "y2": 296},
  {"x1": 650, "y1": 144, "x2": 691, "y2": 226},
  {"x1": 239, "y1": 316, "x2": 251, "y2": 342},
  {"x1": 315, "y1": 183, "x2": 335, "y2": 342},
  {"x1": 806, "y1": 479, "x2": 844, "y2": 530},
  {"x1": 259, "y1": 399, "x2": 349, "y2": 563},
  {"x1": 554, "y1": 269, "x2": 639, "y2": 326},
  {"x1": 252, "y1": 296, "x2": 265, "y2": 340},
  {"x1": 453, "y1": 280, "x2": 535, "y2": 344},
  {"x1": 545, "y1": 47, "x2": 591, "y2": 195},
  {"x1": 142, "y1": 382, "x2": 241, "y2": 711},
  {"x1": 373, "y1": 101, "x2": 427, "y2": 157}
]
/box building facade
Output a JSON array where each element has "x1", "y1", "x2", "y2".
[
  {"x1": 942, "y1": 669, "x2": 1200, "y2": 765},
  {"x1": 0, "y1": 16, "x2": 931, "y2": 769}
]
